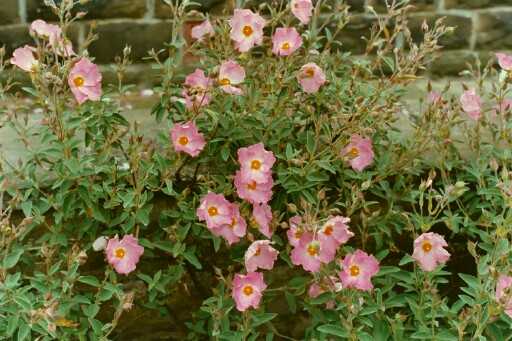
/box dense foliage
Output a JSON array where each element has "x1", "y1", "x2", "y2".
[{"x1": 1, "y1": 0, "x2": 512, "y2": 340}]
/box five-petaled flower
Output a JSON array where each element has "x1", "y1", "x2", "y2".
[
  {"x1": 229, "y1": 9, "x2": 266, "y2": 53},
  {"x1": 106, "y1": 235, "x2": 144, "y2": 275},
  {"x1": 339, "y1": 250, "x2": 380, "y2": 291},
  {"x1": 68, "y1": 58, "x2": 102, "y2": 105},
  {"x1": 232, "y1": 272, "x2": 267, "y2": 311},
  {"x1": 412, "y1": 232, "x2": 450, "y2": 272},
  {"x1": 170, "y1": 121, "x2": 206, "y2": 157}
]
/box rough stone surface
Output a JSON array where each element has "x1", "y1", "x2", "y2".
[
  {"x1": 475, "y1": 10, "x2": 512, "y2": 50},
  {"x1": 0, "y1": 0, "x2": 20, "y2": 25},
  {"x1": 155, "y1": 0, "x2": 227, "y2": 18},
  {"x1": 408, "y1": 14, "x2": 472, "y2": 50},
  {"x1": 0, "y1": 25, "x2": 32, "y2": 55},
  {"x1": 331, "y1": 15, "x2": 376, "y2": 54},
  {"x1": 428, "y1": 50, "x2": 478, "y2": 76},
  {"x1": 444, "y1": 0, "x2": 512, "y2": 9},
  {"x1": 87, "y1": 20, "x2": 172, "y2": 64},
  {"x1": 370, "y1": 0, "x2": 436, "y2": 12}
]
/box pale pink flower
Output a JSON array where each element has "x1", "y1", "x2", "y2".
[
  {"x1": 196, "y1": 193, "x2": 234, "y2": 230},
  {"x1": 229, "y1": 9, "x2": 266, "y2": 53},
  {"x1": 272, "y1": 27, "x2": 303, "y2": 56},
  {"x1": 298, "y1": 62, "x2": 326, "y2": 93},
  {"x1": 232, "y1": 272, "x2": 267, "y2": 311},
  {"x1": 342, "y1": 134, "x2": 374, "y2": 172},
  {"x1": 105, "y1": 235, "x2": 144, "y2": 275},
  {"x1": 428, "y1": 91, "x2": 441, "y2": 104},
  {"x1": 291, "y1": 0, "x2": 313, "y2": 25},
  {"x1": 460, "y1": 89, "x2": 482, "y2": 120},
  {"x1": 412, "y1": 232, "x2": 450, "y2": 272},
  {"x1": 245, "y1": 240, "x2": 279, "y2": 272},
  {"x1": 10, "y1": 45, "x2": 38, "y2": 72},
  {"x1": 492, "y1": 99, "x2": 512, "y2": 116},
  {"x1": 182, "y1": 69, "x2": 212, "y2": 110},
  {"x1": 496, "y1": 53, "x2": 512, "y2": 71},
  {"x1": 237, "y1": 143, "x2": 276, "y2": 184},
  {"x1": 218, "y1": 60, "x2": 245, "y2": 95},
  {"x1": 318, "y1": 216, "x2": 354, "y2": 255},
  {"x1": 68, "y1": 58, "x2": 102, "y2": 105},
  {"x1": 170, "y1": 121, "x2": 206, "y2": 157},
  {"x1": 339, "y1": 250, "x2": 379, "y2": 291},
  {"x1": 30, "y1": 20, "x2": 74, "y2": 56},
  {"x1": 191, "y1": 19, "x2": 214, "y2": 41},
  {"x1": 215, "y1": 203, "x2": 246, "y2": 245},
  {"x1": 235, "y1": 171, "x2": 273, "y2": 204},
  {"x1": 496, "y1": 275, "x2": 512, "y2": 318},
  {"x1": 291, "y1": 233, "x2": 335, "y2": 273},
  {"x1": 287, "y1": 215, "x2": 303, "y2": 247},
  {"x1": 252, "y1": 203, "x2": 273, "y2": 238}
]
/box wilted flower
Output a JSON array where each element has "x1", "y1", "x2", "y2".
[
  {"x1": 496, "y1": 275, "x2": 512, "y2": 318},
  {"x1": 10, "y1": 46, "x2": 38, "y2": 72},
  {"x1": 170, "y1": 121, "x2": 206, "y2": 157},
  {"x1": 297, "y1": 63, "x2": 326, "y2": 93},
  {"x1": 427, "y1": 91, "x2": 441, "y2": 105},
  {"x1": 252, "y1": 203, "x2": 273, "y2": 238},
  {"x1": 68, "y1": 58, "x2": 102, "y2": 104},
  {"x1": 339, "y1": 250, "x2": 380, "y2": 291},
  {"x1": 291, "y1": 0, "x2": 313, "y2": 25},
  {"x1": 412, "y1": 232, "x2": 450, "y2": 272},
  {"x1": 496, "y1": 53, "x2": 512, "y2": 71},
  {"x1": 215, "y1": 203, "x2": 247, "y2": 245},
  {"x1": 245, "y1": 240, "x2": 279, "y2": 272},
  {"x1": 460, "y1": 89, "x2": 482, "y2": 120},
  {"x1": 342, "y1": 134, "x2": 374, "y2": 172},
  {"x1": 287, "y1": 215, "x2": 303, "y2": 247},
  {"x1": 229, "y1": 9, "x2": 266, "y2": 52},
  {"x1": 272, "y1": 27, "x2": 303, "y2": 56},
  {"x1": 218, "y1": 60, "x2": 245, "y2": 95},
  {"x1": 182, "y1": 69, "x2": 212, "y2": 110},
  {"x1": 232, "y1": 272, "x2": 267, "y2": 311},
  {"x1": 106, "y1": 235, "x2": 144, "y2": 275},
  {"x1": 191, "y1": 19, "x2": 214, "y2": 41}
]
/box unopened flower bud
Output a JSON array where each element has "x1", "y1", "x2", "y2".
[{"x1": 92, "y1": 236, "x2": 108, "y2": 251}]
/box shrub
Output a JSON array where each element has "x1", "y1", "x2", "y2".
[{"x1": 1, "y1": 0, "x2": 512, "y2": 340}]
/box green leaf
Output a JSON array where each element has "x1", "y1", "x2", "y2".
[
  {"x1": 317, "y1": 324, "x2": 349, "y2": 337},
  {"x1": 183, "y1": 249, "x2": 202, "y2": 270},
  {"x1": 3, "y1": 248, "x2": 24, "y2": 269},
  {"x1": 252, "y1": 312, "x2": 277, "y2": 327},
  {"x1": 78, "y1": 276, "x2": 101, "y2": 287}
]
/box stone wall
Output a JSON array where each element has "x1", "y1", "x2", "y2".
[{"x1": 0, "y1": 0, "x2": 511, "y2": 79}]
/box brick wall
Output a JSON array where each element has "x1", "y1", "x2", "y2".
[{"x1": 1, "y1": 0, "x2": 511, "y2": 80}]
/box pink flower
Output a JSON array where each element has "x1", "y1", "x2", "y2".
[
  {"x1": 215, "y1": 203, "x2": 247, "y2": 245},
  {"x1": 68, "y1": 58, "x2": 102, "y2": 105},
  {"x1": 229, "y1": 9, "x2": 266, "y2": 53},
  {"x1": 170, "y1": 121, "x2": 206, "y2": 157},
  {"x1": 30, "y1": 20, "x2": 74, "y2": 56},
  {"x1": 252, "y1": 203, "x2": 273, "y2": 238},
  {"x1": 496, "y1": 275, "x2": 512, "y2": 318},
  {"x1": 196, "y1": 193, "x2": 234, "y2": 230},
  {"x1": 287, "y1": 215, "x2": 303, "y2": 247},
  {"x1": 105, "y1": 235, "x2": 144, "y2": 275},
  {"x1": 427, "y1": 91, "x2": 441, "y2": 104},
  {"x1": 272, "y1": 27, "x2": 303, "y2": 56},
  {"x1": 339, "y1": 250, "x2": 379, "y2": 291},
  {"x1": 232, "y1": 272, "x2": 267, "y2": 311},
  {"x1": 291, "y1": 233, "x2": 335, "y2": 273},
  {"x1": 493, "y1": 99, "x2": 512, "y2": 116},
  {"x1": 10, "y1": 45, "x2": 38, "y2": 72},
  {"x1": 191, "y1": 20, "x2": 214, "y2": 41},
  {"x1": 318, "y1": 216, "x2": 354, "y2": 254},
  {"x1": 412, "y1": 232, "x2": 450, "y2": 272},
  {"x1": 460, "y1": 89, "x2": 482, "y2": 120},
  {"x1": 342, "y1": 134, "x2": 374, "y2": 172},
  {"x1": 291, "y1": 0, "x2": 313, "y2": 25},
  {"x1": 297, "y1": 62, "x2": 326, "y2": 93},
  {"x1": 237, "y1": 143, "x2": 276, "y2": 184},
  {"x1": 182, "y1": 69, "x2": 212, "y2": 110},
  {"x1": 218, "y1": 60, "x2": 245, "y2": 95},
  {"x1": 496, "y1": 53, "x2": 512, "y2": 71},
  {"x1": 235, "y1": 170, "x2": 273, "y2": 204},
  {"x1": 308, "y1": 277, "x2": 341, "y2": 309},
  {"x1": 244, "y1": 240, "x2": 279, "y2": 272}
]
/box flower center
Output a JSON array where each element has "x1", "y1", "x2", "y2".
[
  {"x1": 255, "y1": 247, "x2": 261, "y2": 256},
  {"x1": 350, "y1": 265, "x2": 360, "y2": 277},
  {"x1": 294, "y1": 229, "x2": 303, "y2": 240},
  {"x1": 247, "y1": 181, "x2": 257, "y2": 191},
  {"x1": 242, "y1": 25, "x2": 253, "y2": 37},
  {"x1": 178, "y1": 136, "x2": 189, "y2": 146},
  {"x1": 219, "y1": 78, "x2": 231, "y2": 86},
  {"x1": 304, "y1": 67, "x2": 315, "y2": 78},
  {"x1": 114, "y1": 247, "x2": 126, "y2": 259},
  {"x1": 208, "y1": 206, "x2": 218, "y2": 216},
  {"x1": 230, "y1": 217, "x2": 237, "y2": 229},
  {"x1": 422, "y1": 241, "x2": 432, "y2": 252},
  {"x1": 243, "y1": 285, "x2": 253, "y2": 296},
  {"x1": 348, "y1": 147, "x2": 359, "y2": 158},
  {"x1": 281, "y1": 42, "x2": 291, "y2": 50},
  {"x1": 251, "y1": 159, "x2": 262, "y2": 170},
  {"x1": 324, "y1": 225, "x2": 333, "y2": 236},
  {"x1": 73, "y1": 76, "x2": 85, "y2": 87},
  {"x1": 307, "y1": 243, "x2": 318, "y2": 256}
]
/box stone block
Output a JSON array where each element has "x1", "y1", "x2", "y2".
[
  {"x1": 475, "y1": 10, "x2": 512, "y2": 50},
  {"x1": 444, "y1": 0, "x2": 512, "y2": 9},
  {"x1": 427, "y1": 50, "x2": 478, "y2": 77},
  {"x1": 155, "y1": 0, "x2": 227, "y2": 18},
  {"x1": 408, "y1": 13, "x2": 472, "y2": 49},
  {"x1": 369, "y1": 0, "x2": 437, "y2": 12},
  {"x1": 87, "y1": 20, "x2": 172, "y2": 63},
  {"x1": 0, "y1": 25, "x2": 32, "y2": 56},
  {"x1": 0, "y1": 0, "x2": 21, "y2": 25}
]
